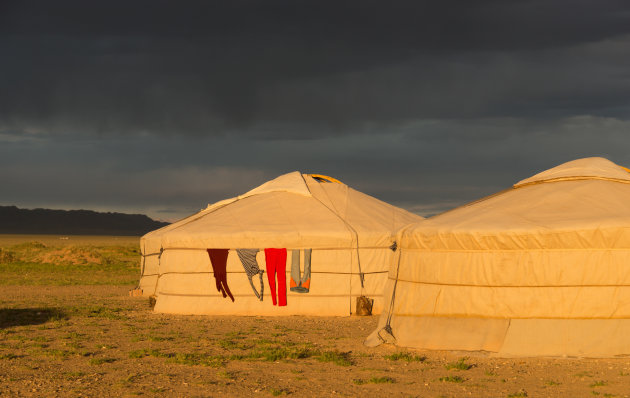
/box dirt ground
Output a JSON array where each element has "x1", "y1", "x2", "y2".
[
  {"x1": 1, "y1": 285, "x2": 630, "y2": 397},
  {"x1": 2, "y1": 235, "x2": 630, "y2": 397}
]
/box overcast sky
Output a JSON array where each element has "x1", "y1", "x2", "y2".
[{"x1": 2, "y1": 1, "x2": 630, "y2": 221}]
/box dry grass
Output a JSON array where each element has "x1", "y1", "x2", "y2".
[
  {"x1": 0, "y1": 235, "x2": 140, "y2": 285},
  {"x1": 0, "y1": 234, "x2": 139, "y2": 247}
]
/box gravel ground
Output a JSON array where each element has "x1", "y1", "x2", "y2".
[{"x1": 1, "y1": 285, "x2": 630, "y2": 397}]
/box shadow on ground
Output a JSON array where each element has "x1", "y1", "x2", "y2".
[{"x1": 0, "y1": 308, "x2": 67, "y2": 328}]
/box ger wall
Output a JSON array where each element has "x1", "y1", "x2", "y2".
[
  {"x1": 369, "y1": 245, "x2": 630, "y2": 357},
  {"x1": 151, "y1": 247, "x2": 392, "y2": 316}
]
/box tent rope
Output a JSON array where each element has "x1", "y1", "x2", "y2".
[
  {"x1": 152, "y1": 247, "x2": 164, "y2": 296},
  {"x1": 378, "y1": 236, "x2": 404, "y2": 344},
  {"x1": 310, "y1": 187, "x2": 365, "y2": 290},
  {"x1": 136, "y1": 240, "x2": 146, "y2": 290}
]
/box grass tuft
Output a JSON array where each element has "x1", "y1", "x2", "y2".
[
  {"x1": 251, "y1": 347, "x2": 312, "y2": 362},
  {"x1": 43, "y1": 349, "x2": 72, "y2": 359},
  {"x1": 384, "y1": 351, "x2": 426, "y2": 362},
  {"x1": 316, "y1": 350, "x2": 352, "y2": 366},
  {"x1": 63, "y1": 371, "x2": 86, "y2": 380},
  {"x1": 219, "y1": 338, "x2": 251, "y2": 350},
  {"x1": 168, "y1": 353, "x2": 226, "y2": 368},
  {"x1": 0, "y1": 353, "x2": 21, "y2": 360},
  {"x1": 439, "y1": 375, "x2": 466, "y2": 383},
  {"x1": 129, "y1": 348, "x2": 227, "y2": 367},
  {"x1": 89, "y1": 357, "x2": 117, "y2": 365},
  {"x1": 354, "y1": 376, "x2": 396, "y2": 385},
  {"x1": 128, "y1": 348, "x2": 166, "y2": 359},
  {"x1": 445, "y1": 357, "x2": 473, "y2": 371},
  {"x1": 590, "y1": 380, "x2": 607, "y2": 388}
]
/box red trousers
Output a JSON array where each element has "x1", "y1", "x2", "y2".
[{"x1": 264, "y1": 248, "x2": 287, "y2": 306}]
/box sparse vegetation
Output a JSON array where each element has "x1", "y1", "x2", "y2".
[
  {"x1": 128, "y1": 348, "x2": 227, "y2": 367},
  {"x1": 439, "y1": 375, "x2": 466, "y2": 383},
  {"x1": 590, "y1": 380, "x2": 607, "y2": 388},
  {"x1": 384, "y1": 351, "x2": 426, "y2": 362},
  {"x1": 63, "y1": 371, "x2": 86, "y2": 380},
  {"x1": 353, "y1": 376, "x2": 395, "y2": 385},
  {"x1": 316, "y1": 350, "x2": 352, "y2": 366},
  {"x1": 219, "y1": 337, "x2": 251, "y2": 350},
  {"x1": 0, "y1": 238, "x2": 139, "y2": 285},
  {"x1": 128, "y1": 348, "x2": 165, "y2": 359},
  {"x1": 89, "y1": 357, "x2": 117, "y2": 365},
  {"x1": 0, "y1": 353, "x2": 21, "y2": 360},
  {"x1": 168, "y1": 353, "x2": 226, "y2": 367},
  {"x1": 445, "y1": 357, "x2": 473, "y2": 371},
  {"x1": 43, "y1": 348, "x2": 72, "y2": 359},
  {"x1": 227, "y1": 340, "x2": 310, "y2": 362},
  {"x1": 218, "y1": 370, "x2": 237, "y2": 380}
]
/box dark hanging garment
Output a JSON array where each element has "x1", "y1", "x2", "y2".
[
  {"x1": 207, "y1": 249, "x2": 234, "y2": 302},
  {"x1": 236, "y1": 249, "x2": 264, "y2": 301}
]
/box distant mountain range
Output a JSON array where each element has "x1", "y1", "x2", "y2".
[{"x1": 0, "y1": 205, "x2": 170, "y2": 236}]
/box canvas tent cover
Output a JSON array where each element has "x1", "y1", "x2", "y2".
[
  {"x1": 139, "y1": 172, "x2": 423, "y2": 316},
  {"x1": 367, "y1": 157, "x2": 630, "y2": 357}
]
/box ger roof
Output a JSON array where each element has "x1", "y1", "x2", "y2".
[
  {"x1": 401, "y1": 157, "x2": 630, "y2": 251},
  {"x1": 142, "y1": 171, "x2": 423, "y2": 251},
  {"x1": 514, "y1": 157, "x2": 630, "y2": 187}
]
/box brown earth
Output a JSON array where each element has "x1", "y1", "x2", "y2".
[{"x1": 2, "y1": 285, "x2": 630, "y2": 397}]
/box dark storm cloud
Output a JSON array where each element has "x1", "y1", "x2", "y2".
[
  {"x1": 2, "y1": 115, "x2": 629, "y2": 220},
  {"x1": 2, "y1": 0, "x2": 630, "y2": 136},
  {"x1": 2, "y1": 1, "x2": 630, "y2": 220}
]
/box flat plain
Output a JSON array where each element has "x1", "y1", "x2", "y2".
[{"x1": 1, "y1": 235, "x2": 630, "y2": 397}]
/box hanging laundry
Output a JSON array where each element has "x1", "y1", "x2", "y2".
[
  {"x1": 207, "y1": 249, "x2": 234, "y2": 302},
  {"x1": 290, "y1": 249, "x2": 312, "y2": 293},
  {"x1": 264, "y1": 248, "x2": 287, "y2": 306},
  {"x1": 236, "y1": 249, "x2": 264, "y2": 301}
]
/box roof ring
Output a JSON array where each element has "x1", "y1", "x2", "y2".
[
  {"x1": 308, "y1": 174, "x2": 343, "y2": 184},
  {"x1": 621, "y1": 166, "x2": 630, "y2": 174}
]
